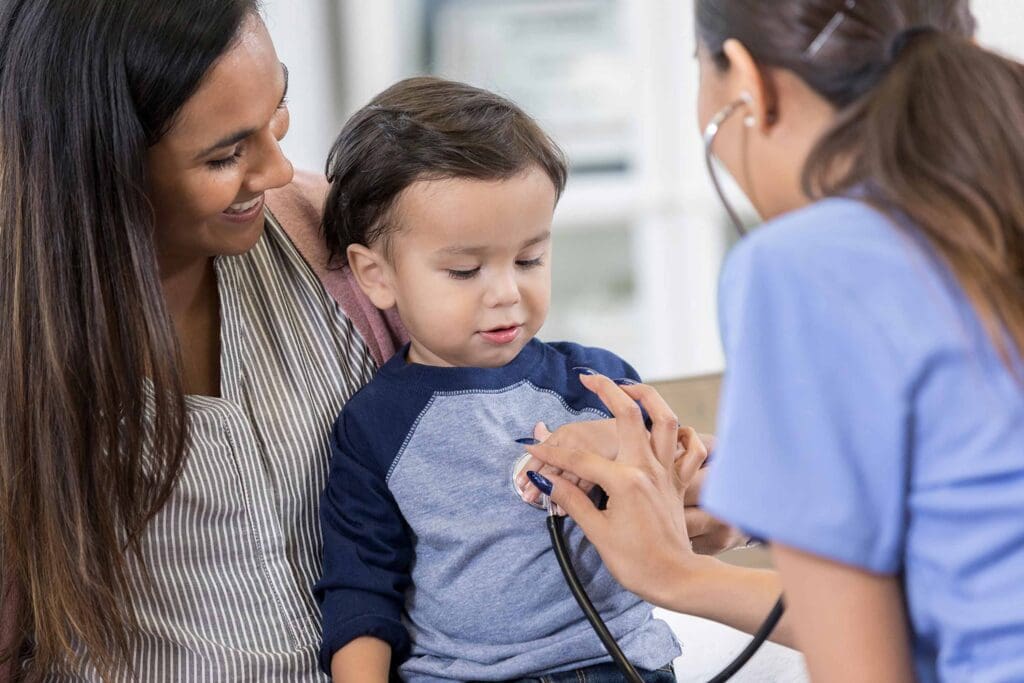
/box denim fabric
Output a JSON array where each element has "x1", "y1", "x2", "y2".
[{"x1": 499, "y1": 661, "x2": 676, "y2": 683}]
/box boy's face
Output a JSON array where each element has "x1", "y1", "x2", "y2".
[{"x1": 384, "y1": 166, "x2": 556, "y2": 368}]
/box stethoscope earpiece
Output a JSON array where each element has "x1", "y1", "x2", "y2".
[{"x1": 702, "y1": 95, "x2": 753, "y2": 238}]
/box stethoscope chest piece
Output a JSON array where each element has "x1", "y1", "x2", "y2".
[{"x1": 512, "y1": 452, "x2": 548, "y2": 510}]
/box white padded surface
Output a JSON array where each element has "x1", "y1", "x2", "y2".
[{"x1": 655, "y1": 608, "x2": 809, "y2": 682}]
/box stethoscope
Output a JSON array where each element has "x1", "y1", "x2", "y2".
[{"x1": 509, "y1": 94, "x2": 786, "y2": 682}]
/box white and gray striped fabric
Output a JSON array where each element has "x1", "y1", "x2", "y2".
[{"x1": 43, "y1": 212, "x2": 377, "y2": 682}]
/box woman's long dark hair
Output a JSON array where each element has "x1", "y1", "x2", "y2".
[
  {"x1": 0, "y1": 1, "x2": 258, "y2": 679},
  {"x1": 697, "y1": 0, "x2": 1024, "y2": 370}
]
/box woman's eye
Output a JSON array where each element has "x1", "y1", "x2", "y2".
[
  {"x1": 447, "y1": 267, "x2": 480, "y2": 280},
  {"x1": 516, "y1": 257, "x2": 544, "y2": 269},
  {"x1": 208, "y1": 148, "x2": 243, "y2": 170}
]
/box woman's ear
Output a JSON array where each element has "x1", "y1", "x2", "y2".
[
  {"x1": 722, "y1": 39, "x2": 778, "y2": 134},
  {"x1": 346, "y1": 243, "x2": 397, "y2": 311}
]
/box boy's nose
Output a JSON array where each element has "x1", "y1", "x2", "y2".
[{"x1": 484, "y1": 271, "x2": 521, "y2": 308}]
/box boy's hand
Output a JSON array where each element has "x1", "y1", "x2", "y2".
[{"x1": 331, "y1": 636, "x2": 391, "y2": 683}]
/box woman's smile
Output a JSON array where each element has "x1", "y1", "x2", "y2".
[{"x1": 221, "y1": 194, "x2": 265, "y2": 222}]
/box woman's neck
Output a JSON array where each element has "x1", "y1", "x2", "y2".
[
  {"x1": 160, "y1": 256, "x2": 216, "y2": 319},
  {"x1": 160, "y1": 255, "x2": 222, "y2": 397}
]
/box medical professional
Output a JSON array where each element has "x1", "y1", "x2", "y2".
[{"x1": 525, "y1": 1, "x2": 1024, "y2": 681}]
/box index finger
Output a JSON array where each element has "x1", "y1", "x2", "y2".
[
  {"x1": 525, "y1": 441, "x2": 619, "y2": 491},
  {"x1": 618, "y1": 382, "x2": 679, "y2": 469},
  {"x1": 578, "y1": 373, "x2": 649, "y2": 465}
]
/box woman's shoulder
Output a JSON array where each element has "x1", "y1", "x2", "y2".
[
  {"x1": 724, "y1": 197, "x2": 945, "y2": 301},
  {"x1": 737, "y1": 197, "x2": 910, "y2": 266},
  {"x1": 265, "y1": 169, "x2": 328, "y2": 240},
  {"x1": 719, "y1": 197, "x2": 970, "y2": 363},
  {"x1": 262, "y1": 171, "x2": 408, "y2": 368}
]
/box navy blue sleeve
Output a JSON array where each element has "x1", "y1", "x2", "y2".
[
  {"x1": 545, "y1": 342, "x2": 646, "y2": 426},
  {"x1": 315, "y1": 408, "x2": 412, "y2": 674},
  {"x1": 547, "y1": 341, "x2": 642, "y2": 383}
]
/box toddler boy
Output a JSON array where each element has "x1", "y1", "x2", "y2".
[{"x1": 315, "y1": 76, "x2": 679, "y2": 683}]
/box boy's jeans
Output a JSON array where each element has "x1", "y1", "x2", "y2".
[{"x1": 501, "y1": 661, "x2": 676, "y2": 683}]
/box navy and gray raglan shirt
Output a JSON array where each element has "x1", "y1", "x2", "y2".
[{"x1": 315, "y1": 339, "x2": 680, "y2": 681}]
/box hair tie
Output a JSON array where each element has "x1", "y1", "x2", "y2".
[{"x1": 890, "y1": 25, "x2": 938, "y2": 63}]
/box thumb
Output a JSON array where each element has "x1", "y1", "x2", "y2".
[
  {"x1": 533, "y1": 421, "x2": 553, "y2": 442},
  {"x1": 542, "y1": 471, "x2": 606, "y2": 539}
]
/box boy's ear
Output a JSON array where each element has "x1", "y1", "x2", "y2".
[{"x1": 346, "y1": 243, "x2": 397, "y2": 311}]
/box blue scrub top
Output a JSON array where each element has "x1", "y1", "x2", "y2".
[{"x1": 701, "y1": 197, "x2": 1024, "y2": 683}]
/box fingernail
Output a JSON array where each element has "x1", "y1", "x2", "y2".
[
  {"x1": 572, "y1": 366, "x2": 599, "y2": 376},
  {"x1": 515, "y1": 437, "x2": 541, "y2": 445},
  {"x1": 613, "y1": 377, "x2": 640, "y2": 386},
  {"x1": 526, "y1": 471, "x2": 553, "y2": 496}
]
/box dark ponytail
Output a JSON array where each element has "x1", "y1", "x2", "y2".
[
  {"x1": 806, "y1": 31, "x2": 1024, "y2": 369},
  {"x1": 696, "y1": 0, "x2": 1024, "y2": 371},
  {"x1": 0, "y1": 1, "x2": 259, "y2": 679}
]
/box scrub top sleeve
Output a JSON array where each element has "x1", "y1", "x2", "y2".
[{"x1": 701, "y1": 236, "x2": 911, "y2": 574}]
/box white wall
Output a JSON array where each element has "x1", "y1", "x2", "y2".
[
  {"x1": 263, "y1": 0, "x2": 1024, "y2": 379},
  {"x1": 262, "y1": 0, "x2": 343, "y2": 173}
]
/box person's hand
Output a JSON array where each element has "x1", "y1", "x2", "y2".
[
  {"x1": 517, "y1": 419, "x2": 715, "y2": 503},
  {"x1": 515, "y1": 419, "x2": 617, "y2": 506},
  {"x1": 517, "y1": 418, "x2": 745, "y2": 553},
  {"x1": 524, "y1": 373, "x2": 712, "y2": 606},
  {"x1": 683, "y1": 467, "x2": 752, "y2": 555}
]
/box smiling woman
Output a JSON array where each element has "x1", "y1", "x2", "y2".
[
  {"x1": 146, "y1": 18, "x2": 293, "y2": 267},
  {"x1": 0, "y1": 2, "x2": 388, "y2": 681}
]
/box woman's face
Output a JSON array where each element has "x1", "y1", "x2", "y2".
[
  {"x1": 145, "y1": 13, "x2": 293, "y2": 273},
  {"x1": 695, "y1": 39, "x2": 840, "y2": 221},
  {"x1": 695, "y1": 43, "x2": 762, "y2": 216}
]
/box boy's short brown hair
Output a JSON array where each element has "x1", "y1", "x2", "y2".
[{"x1": 322, "y1": 76, "x2": 568, "y2": 263}]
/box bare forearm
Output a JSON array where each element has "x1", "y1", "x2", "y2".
[
  {"x1": 659, "y1": 555, "x2": 796, "y2": 648},
  {"x1": 772, "y1": 545, "x2": 914, "y2": 683},
  {"x1": 330, "y1": 636, "x2": 391, "y2": 683}
]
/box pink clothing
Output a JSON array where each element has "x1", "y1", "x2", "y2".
[{"x1": 267, "y1": 169, "x2": 407, "y2": 367}]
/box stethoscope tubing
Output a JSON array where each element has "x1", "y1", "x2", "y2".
[
  {"x1": 548, "y1": 507, "x2": 785, "y2": 682},
  {"x1": 546, "y1": 96, "x2": 786, "y2": 682}
]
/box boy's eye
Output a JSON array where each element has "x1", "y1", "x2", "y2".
[
  {"x1": 447, "y1": 267, "x2": 480, "y2": 280},
  {"x1": 516, "y1": 257, "x2": 544, "y2": 269}
]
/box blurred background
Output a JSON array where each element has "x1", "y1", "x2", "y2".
[{"x1": 263, "y1": 0, "x2": 1024, "y2": 381}]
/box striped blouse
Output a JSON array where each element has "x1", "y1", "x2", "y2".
[{"x1": 44, "y1": 210, "x2": 377, "y2": 681}]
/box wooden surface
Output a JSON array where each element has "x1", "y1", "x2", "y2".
[{"x1": 650, "y1": 373, "x2": 722, "y2": 435}]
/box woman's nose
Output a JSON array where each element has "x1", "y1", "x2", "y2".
[{"x1": 244, "y1": 126, "x2": 294, "y2": 195}]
